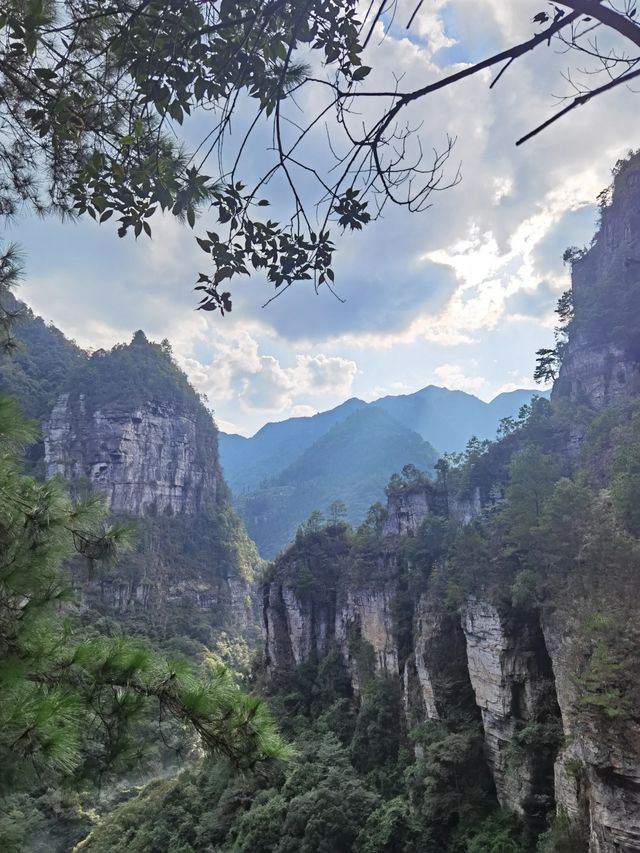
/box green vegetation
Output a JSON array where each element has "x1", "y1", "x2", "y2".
[
  {"x1": 536, "y1": 151, "x2": 640, "y2": 384},
  {"x1": 0, "y1": 394, "x2": 288, "y2": 798},
  {"x1": 69, "y1": 331, "x2": 207, "y2": 415},
  {"x1": 0, "y1": 292, "x2": 84, "y2": 420},
  {"x1": 9, "y1": 355, "x2": 640, "y2": 850},
  {"x1": 236, "y1": 407, "x2": 439, "y2": 558},
  {"x1": 0, "y1": 280, "x2": 289, "y2": 849},
  {"x1": 79, "y1": 659, "x2": 515, "y2": 853}
]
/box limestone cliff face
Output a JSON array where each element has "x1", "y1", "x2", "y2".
[
  {"x1": 41, "y1": 336, "x2": 259, "y2": 639},
  {"x1": 44, "y1": 392, "x2": 220, "y2": 516},
  {"x1": 555, "y1": 156, "x2": 640, "y2": 409},
  {"x1": 543, "y1": 611, "x2": 640, "y2": 853},
  {"x1": 461, "y1": 599, "x2": 560, "y2": 821},
  {"x1": 79, "y1": 569, "x2": 254, "y2": 636},
  {"x1": 264, "y1": 549, "x2": 399, "y2": 689},
  {"x1": 264, "y1": 581, "x2": 334, "y2": 670},
  {"x1": 406, "y1": 593, "x2": 473, "y2": 723},
  {"x1": 383, "y1": 488, "x2": 433, "y2": 536},
  {"x1": 262, "y1": 486, "x2": 640, "y2": 848},
  {"x1": 335, "y1": 569, "x2": 399, "y2": 687}
]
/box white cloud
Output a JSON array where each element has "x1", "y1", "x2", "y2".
[
  {"x1": 13, "y1": 0, "x2": 635, "y2": 433},
  {"x1": 290, "y1": 404, "x2": 319, "y2": 418},
  {"x1": 177, "y1": 330, "x2": 359, "y2": 432},
  {"x1": 433, "y1": 362, "x2": 487, "y2": 396}
]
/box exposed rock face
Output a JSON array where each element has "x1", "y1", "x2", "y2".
[
  {"x1": 543, "y1": 611, "x2": 640, "y2": 853},
  {"x1": 264, "y1": 555, "x2": 398, "y2": 690},
  {"x1": 461, "y1": 598, "x2": 560, "y2": 822},
  {"x1": 555, "y1": 157, "x2": 640, "y2": 409},
  {"x1": 78, "y1": 571, "x2": 254, "y2": 635},
  {"x1": 555, "y1": 339, "x2": 640, "y2": 411},
  {"x1": 264, "y1": 501, "x2": 640, "y2": 848},
  {"x1": 44, "y1": 393, "x2": 220, "y2": 516},
  {"x1": 449, "y1": 487, "x2": 483, "y2": 525},
  {"x1": 264, "y1": 582, "x2": 333, "y2": 670},
  {"x1": 384, "y1": 484, "x2": 487, "y2": 536},
  {"x1": 336, "y1": 576, "x2": 399, "y2": 687},
  {"x1": 383, "y1": 487, "x2": 434, "y2": 536},
  {"x1": 407, "y1": 594, "x2": 473, "y2": 722},
  {"x1": 39, "y1": 337, "x2": 262, "y2": 640}
]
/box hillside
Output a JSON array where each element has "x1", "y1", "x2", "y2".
[
  {"x1": 0, "y1": 291, "x2": 84, "y2": 420},
  {"x1": 0, "y1": 311, "x2": 261, "y2": 648},
  {"x1": 220, "y1": 396, "x2": 366, "y2": 494},
  {"x1": 236, "y1": 406, "x2": 439, "y2": 557},
  {"x1": 220, "y1": 385, "x2": 546, "y2": 556}
]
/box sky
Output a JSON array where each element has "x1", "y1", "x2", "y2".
[{"x1": 7, "y1": 0, "x2": 637, "y2": 435}]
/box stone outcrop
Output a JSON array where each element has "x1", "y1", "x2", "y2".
[
  {"x1": 44, "y1": 393, "x2": 220, "y2": 516},
  {"x1": 406, "y1": 594, "x2": 473, "y2": 722},
  {"x1": 555, "y1": 156, "x2": 640, "y2": 409},
  {"x1": 383, "y1": 484, "x2": 485, "y2": 536},
  {"x1": 336, "y1": 576, "x2": 399, "y2": 687},
  {"x1": 461, "y1": 598, "x2": 560, "y2": 822},
  {"x1": 264, "y1": 554, "x2": 399, "y2": 690},
  {"x1": 383, "y1": 487, "x2": 433, "y2": 536},
  {"x1": 263, "y1": 483, "x2": 640, "y2": 848},
  {"x1": 39, "y1": 337, "x2": 261, "y2": 640},
  {"x1": 264, "y1": 582, "x2": 334, "y2": 670},
  {"x1": 77, "y1": 571, "x2": 254, "y2": 635},
  {"x1": 449, "y1": 486, "x2": 483, "y2": 525},
  {"x1": 543, "y1": 611, "x2": 640, "y2": 852}
]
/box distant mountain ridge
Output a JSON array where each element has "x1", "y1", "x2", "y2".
[
  {"x1": 220, "y1": 396, "x2": 366, "y2": 494},
  {"x1": 373, "y1": 385, "x2": 544, "y2": 454},
  {"x1": 219, "y1": 385, "x2": 548, "y2": 557}
]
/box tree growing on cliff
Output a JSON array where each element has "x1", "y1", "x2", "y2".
[{"x1": 1, "y1": 1, "x2": 639, "y2": 313}]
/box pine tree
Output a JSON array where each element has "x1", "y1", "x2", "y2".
[{"x1": 0, "y1": 386, "x2": 289, "y2": 793}]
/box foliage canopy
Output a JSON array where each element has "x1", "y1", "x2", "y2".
[{"x1": 1, "y1": 1, "x2": 639, "y2": 313}]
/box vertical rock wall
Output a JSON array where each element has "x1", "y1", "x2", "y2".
[
  {"x1": 44, "y1": 393, "x2": 220, "y2": 516},
  {"x1": 543, "y1": 611, "x2": 640, "y2": 852},
  {"x1": 460, "y1": 599, "x2": 561, "y2": 824},
  {"x1": 555, "y1": 157, "x2": 640, "y2": 409},
  {"x1": 41, "y1": 350, "x2": 258, "y2": 637}
]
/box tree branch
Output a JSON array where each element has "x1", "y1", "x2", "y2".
[{"x1": 559, "y1": 1, "x2": 640, "y2": 50}]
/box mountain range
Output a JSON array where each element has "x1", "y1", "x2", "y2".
[{"x1": 219, "y1": 385, "x2": 547, "y2": 556}]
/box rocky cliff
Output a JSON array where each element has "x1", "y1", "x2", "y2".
[
  {"x1": 461, "y1": 599, "x2": 560, "y2": 824},
  {"x1": 263, "y1": 476, "x2": 640, "y2": 850},
  {"x1": 39, "y1": 332, "x2": 260, "y2": 640},
  {"x1": 45, "y1": 393, "x2": 220, "y2": 516},
  {"x1": 542, "y1": 609, "x2": 640, "y2": 853},
  {"x1": 555, "y1": 153, "x2": 640, "y2": 409}
]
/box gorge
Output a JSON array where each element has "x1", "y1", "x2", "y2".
[{"x1": 3, "y1": 154, "x2": 640, "y2": 853}]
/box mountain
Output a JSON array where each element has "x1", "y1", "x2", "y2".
[
  {"x1": 374, "y1": 385, "x2": 545, "y2": 451},
  {"x1": 219, "y1": 385, "x2": 547, "y2": 556},
  {"x1": 221, "y1": 396, "x2": 366, "y2": 494},
  {"x1": 255, "y1": 153, "x2": 640, "y2": 851},
  {"x1": 220, "y1": 388, "x2": 545, "y2": 495},
  {"x1": 0, "y1": 291, "x2": 84, "y2": 420},
  {"x1": 236, "y1": 406, "x2": 439, "y2": 557},
  {"x1": 11, "y1": 154, "x2": 640, "y2": 853},
  {"x1": 0, "y1": 311, "x2": 261, "y2": 645}
]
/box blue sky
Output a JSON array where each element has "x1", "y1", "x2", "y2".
[{"x1": 7, "y1": 0, "x2": 635, "y2": 434}]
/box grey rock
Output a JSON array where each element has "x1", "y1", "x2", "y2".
[{"x1": 44, "y1": 393, "x2": 219, "y2": 516}]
